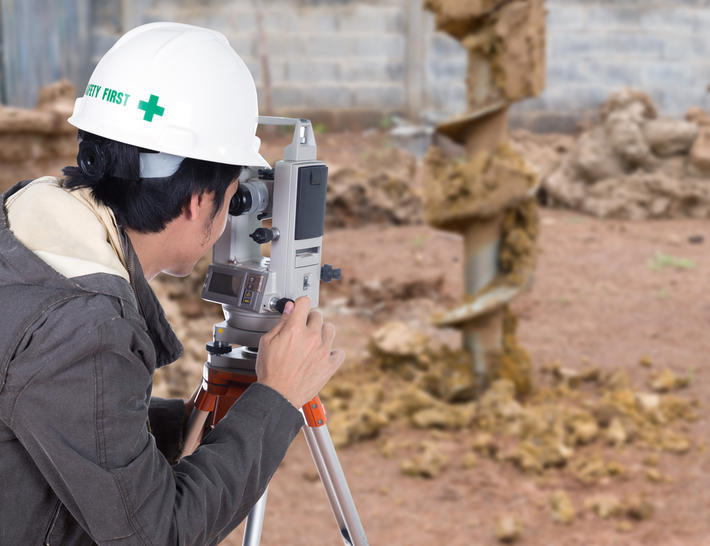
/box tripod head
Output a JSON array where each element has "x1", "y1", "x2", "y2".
[{"x1": 200, "y1": 117, "x2": 341, "y2": 349}]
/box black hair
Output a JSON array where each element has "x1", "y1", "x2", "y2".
[{"x1": 62, "y1": 130, "x2": 242, "y2": 233}]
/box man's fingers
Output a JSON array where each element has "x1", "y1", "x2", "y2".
[
  {"x1": 307, "y1": 309, "x2": 323, "y2": 334},
  {"x1": 285, "y1": 296, "x2": 311, "y2": 328},
  {"x1": 265, "y1": 300, "x2": 294, "y2": 337},
  {"x1": 329, "y1": 349, "x2": 346, "y2": 369},
  {"x1": 322, "y1": 322, "x2": 336, "y2": 350}
]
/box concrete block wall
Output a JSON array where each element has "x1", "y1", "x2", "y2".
[
  {"x1": 88, "y1": 0, "x2": 468, "y2": 126},
  {"x1": 512, "y1": 0, "x2": 710, "y2": 132},
  {"x1": 87, "y1": 1, "x2": 710, "y2": 132}
]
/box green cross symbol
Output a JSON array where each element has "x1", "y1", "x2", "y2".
[{"x1": 137, "y1": 94, "x2": 165, "y2": 122}]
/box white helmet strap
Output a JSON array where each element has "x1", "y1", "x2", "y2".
[{"x1": 139, "y1": 151, "x2": 184, "y2": 179}]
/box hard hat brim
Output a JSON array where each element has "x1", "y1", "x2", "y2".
[{"x1": 68, "y1": 112, "x2": 271, "y2": 169}]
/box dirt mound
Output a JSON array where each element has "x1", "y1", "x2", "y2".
[
  {"x1": 0, "y1": 80, "x2": 78, "y2": 192},
  {"x1": 543, "y1": 88, "x2": 710, "y2": 219},
  {"x1": 254, "y1": 130, "x2": 423, "y2": 229},
  {"x1": 0, "y1": 80, "x2": 77, "y2": 191},
  {"x1": 321, "y1": 316, "x2": 533, "y2": 450},
  {"x1": 317, "y1": 321, "x2": 700, "y2": 533},
  {"x1": 509, "y1": 129, "x2": 573, "y2": 181},
  {"x1": 325, "y1": 142, "x2": 422, "y2": 228}
]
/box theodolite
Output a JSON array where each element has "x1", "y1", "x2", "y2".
[{"x1": 181, "y1": 117, "x2": 367, "y2": 546}]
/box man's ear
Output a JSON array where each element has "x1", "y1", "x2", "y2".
[{"x1": 183, "y1": 193, "x2": 204, "y2": 221}]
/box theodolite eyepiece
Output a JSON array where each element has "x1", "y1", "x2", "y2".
[{"x1": 229, "y1": 179, "x2": 271, "y2": 217}]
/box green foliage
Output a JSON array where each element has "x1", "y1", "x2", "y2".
[
  {"x1": 686, "y1": 365, "x2": 697, "y2": 386},
  {"x1": 313, "y1": 122, "x2": 328, "y2": 134},
  {"x1": 648, "y1": 251, "x2": 696, "y2": 271},
  {"x1": 379, "y1": 114, "x2": 393, "y2": 131},
  {"x1": 655, "y1": 288, "x2": 671, "y2": 300}
]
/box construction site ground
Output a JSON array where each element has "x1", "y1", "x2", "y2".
[
  {"x1": 6, "y1": 129, "x2": 708, "y2": 545},
  {"x1": 217, "y1": 206, "x2": 709, "y2": 546},
  {"x1": 211, "y1": 132, "x2": 708, "y2": 546}
]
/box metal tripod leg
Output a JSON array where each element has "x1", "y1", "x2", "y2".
[
  {"x1": 242, "y1": 488, "x2": 268, "y2": 546},
  {"x1": 237, "y1": 420, "x2": 368, "y2": 546},
  {"x1": 302, "y1": 422, "x2": 369, "y2": 546},
  {"x1": 180, "y1": 359, "x2": 369, "y2": 545}
]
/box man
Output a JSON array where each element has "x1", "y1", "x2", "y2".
[{"x1": 0, "y1": 22, "x2": 343, "y2": 544}]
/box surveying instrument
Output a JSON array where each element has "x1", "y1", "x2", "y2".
[{"x1": 180, "y1": 117, "x2": 368, "y2": 546}]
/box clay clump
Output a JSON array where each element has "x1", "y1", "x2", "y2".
[
  {"x1": 0, "y1": 80, "x2": 79, "y2": 192},
  {"x1": 543, "y1": 88, "x2": 710, "y2": 219}
]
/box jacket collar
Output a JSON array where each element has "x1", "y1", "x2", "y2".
[
  {"x1": 1, "y1": 179, "x2": 183, "y2": 368},
  {"x1": 121, "y1": 230, "x2": 183, "y2": 367}
]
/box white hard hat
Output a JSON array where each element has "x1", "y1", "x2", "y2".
[{"x1": 68, "y1": 22, "x2": 269, "y2": 168}]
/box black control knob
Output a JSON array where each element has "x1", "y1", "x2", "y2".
[
  {"x1": 206, "y1": 340, "x2": 232, "y2": 355},
  {"x1": 250, "y1": 227, "x2": 279, "y2": 244},
  {"x1": 272, "y1": 297, "x2": 295, "y2": 314},
  {"x1": 320, "y1": 264, "x2": 342, "y2": 283}
]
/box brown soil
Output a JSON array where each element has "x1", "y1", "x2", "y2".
[
  {"x1": 542, "y1": 89, "x2": 710, "y2": 220},
  {"x1": 142, "y1": 130, "x2": 710, "y2": 545},
  {"x1": 0, "y1": 80, "x2": 78, "y2": 191},
  {"x1": 210, "y1": 207, "x2": 710, "y2": 545},
  {"x1": 4, "y1": 95, "x2": 707, "y2": 543}
]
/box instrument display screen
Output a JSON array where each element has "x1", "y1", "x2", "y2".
[
  {"x1": 209, "y1": 271, "x2": 241, "y2": 298},
  {"x1": 202, "y1": 264, "x2": 267, "y2": 312}
]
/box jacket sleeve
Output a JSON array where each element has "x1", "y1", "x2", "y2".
[
  {"x1": 148, "y1": 397, "x2": 186, "y2": 465},
  {"x1": 5, "y1": 307, "x2": 304, "y2": 545}
]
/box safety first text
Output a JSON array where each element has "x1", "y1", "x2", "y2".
[{"x1": 85, "y1": 84, "x2": 131, "y2": 107}]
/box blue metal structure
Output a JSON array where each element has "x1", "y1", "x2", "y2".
[{"x1": 0, "y1": 0, "x2": 90, "y2": 107}]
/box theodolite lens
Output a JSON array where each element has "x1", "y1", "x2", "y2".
[{"x1": 229, "y1": 180, "x2": 271, "y2": 216}]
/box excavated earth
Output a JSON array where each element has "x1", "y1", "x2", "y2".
[
  {"x1": 3, "y1": 113, "x2": 709, "y2": 544},
  {"x1": 539, "y1": 88, "x2": 710, "y2": 220},
  {"x1": 212, "y1": 203, "x2": 710, "y2": 546},
  {"x1": 149, "y1": 132, "x2": 710, "y2": 545}
]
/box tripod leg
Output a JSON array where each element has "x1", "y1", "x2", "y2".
[
  {"x1": 242, "y1": 488, "x2": 268, "y2": 546},
  {"x1": 302, "y1": 424, "x2": 369, "y2": 546},
  {"x1": 302, "y1": 426, "x2": 348, "y2": 535}
]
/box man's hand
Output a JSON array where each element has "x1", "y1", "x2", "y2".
[{"x1": 256, "y1": 296, "x2": 345, "y2": 408}]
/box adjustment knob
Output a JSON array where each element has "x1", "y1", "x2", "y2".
[
  {"x1": 206, "y1": 340, "x2": 232, "y2": 355},
  {"x1": 250, "y1": 227, "x2": 279, "y2": 244},
  {"x1": 320, "y1": 264, "x2": 342, "y2": 283},
  {"x1": 270, "y1": 297, "x2": 295, "y2": 314}
]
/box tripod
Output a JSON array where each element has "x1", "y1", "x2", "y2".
[{"x1": 181, "y1": 343, "x2": 369, "y2": 546}]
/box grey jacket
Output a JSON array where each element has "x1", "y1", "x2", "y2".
[{"x1": 0, "y1": 180, "x2": 304, "y2": 545}]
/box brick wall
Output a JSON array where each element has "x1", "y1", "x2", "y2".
[
  {"x1": 89, "y1": 1, "x2": 710, "y2": 132},
  {"x1": 512, "y1": 0, "x2": 710, "y2": 131},
  {"x1": 90, "y1": 0, "x2": 467, "y2": 126}
]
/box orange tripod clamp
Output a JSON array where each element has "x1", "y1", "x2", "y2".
[
  {"x1": 303, "y1": 395, "x2": 327, "y2": 427},
  {"x1": 193, "y1": 363, "x2": 328, "y2": 429},
  {"x1": 194, "y1": 365, "x2": 257, "y2": 426}
]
